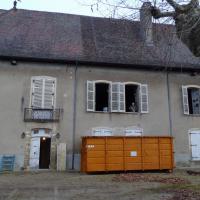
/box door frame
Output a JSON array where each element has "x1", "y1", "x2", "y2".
[{"x1": 29, "y1": 128, "x2": 52, "y2": 169}]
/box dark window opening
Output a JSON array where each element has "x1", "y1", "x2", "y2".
[
  {"x1": 39, "y1": 137, "x2": 51, "y2": 169},
  {"x1": 188, "y1": 88, "x2": 200, "y2": 114},
  {"x1": 125, "y1": 84, "x2": 139, "y2": 112},
  {"x1": 95, "y1": 83, "x2": 109, "y2": 112}
]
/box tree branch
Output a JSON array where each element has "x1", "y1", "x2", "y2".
[
  {"x1": 166, "y1": 0, "x2": 199, "y2": 12},
  {"x1": 165, "y1": 0, "x2": 182, "y2": 10},
  {"x1": 180, "y1": 0, "x2": 199, "y2": 12},
  {"x1": 151, "y1": 7, "x2": 175, "y2": 19}
]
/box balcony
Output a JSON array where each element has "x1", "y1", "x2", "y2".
[{"x1": 24, "y1": 108, "x2": 62, "y2": 122}]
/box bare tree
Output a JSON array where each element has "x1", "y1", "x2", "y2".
[
  {"x1": 152, "y1": 0, "x2": 200, "y2": 56},
  {"x1": 78, "y1": 0, "x2": 200, "y2": 57}
]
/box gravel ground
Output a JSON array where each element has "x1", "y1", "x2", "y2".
[{"x1": 0, "y1": 169, "x2": 200, "y2": 200}]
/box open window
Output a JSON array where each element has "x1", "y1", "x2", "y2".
[
  {"x1": 87, "y1": 81, "x2": 110, "y2": 112},
  {"x1": 87, "y1": 81, "x2": 148, "y2": 113},
  {"x1": 125, "y1": 84, "x2": 139, "y2": 112},
  {"x1": 95, "y1": 83, "x2": 109, "y2": 112},
  {"x1": 182, "y1": 86, "x2": 200, "y2": 115}
]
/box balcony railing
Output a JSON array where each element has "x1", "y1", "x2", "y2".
[{"x1": 24, "y1": 108, "x2": 62, "y2": 122}]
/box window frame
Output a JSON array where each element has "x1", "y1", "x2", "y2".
[
  {"x1": 86, "y1": 80, "x2": 149, "y2": 114},
  {"x1": 92, "y1": 127, "x2": 113, "y2": 136},
  {"x1": 124, "y1": 126, "x2": 143, "y2": 136},
  {"x1": 189, "y1": 128, "x2": 200, "y2": 161},
  {"x1": 124, "y1": 82, "x2": 141, "y2": 113},
  {"x1": 30, "y1": 76, "x2": 57, "y2": 109},
  {"x1": 87, "y1": 80, "x2": 111, "y2": 112},
  {"x1": 182, "y1": 85, "x2": 200, "y2": 115}
]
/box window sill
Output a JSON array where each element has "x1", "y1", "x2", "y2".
[
  {"x1": 190, "y1": 159, "x2": 200, "y2": 162},
  {"x1": 87, "y1": 111, "x2": 141, "y2": 115},
  {"x1": 184, "y1": 114, "x2": 200, "y2": 117}
]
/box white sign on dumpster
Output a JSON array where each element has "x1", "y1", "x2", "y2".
[{"x1": 130, "y1": 151, "x2": 137, "y2": 157}]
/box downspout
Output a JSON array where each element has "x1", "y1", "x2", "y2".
[
  {"x1": 166, "y1": 71, "x2": 173, "y2": 136},
  {"x1": 71, "y1": 61, "x2": 78, "y2": 170}
]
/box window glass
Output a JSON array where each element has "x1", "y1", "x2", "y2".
[{"x1": 188, "y1": 87, "x2": 200, "y2": 114}]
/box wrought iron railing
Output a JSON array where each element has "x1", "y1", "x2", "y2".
[{"x1": 24, "y1": 108, "x2": 62, "y2": 122}]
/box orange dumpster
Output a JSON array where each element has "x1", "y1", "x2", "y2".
[{"x1": 81, "y1": 136, "x2": 174, "y2": 173}]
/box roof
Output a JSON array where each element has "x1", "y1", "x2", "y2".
[{"x1": 0, "y1": 9, "x2": 200, "y2": 70}]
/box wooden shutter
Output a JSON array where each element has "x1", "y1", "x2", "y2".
[
  {"x1": 31, "y1": 76, "x2": 56, "y2": 109},
  {"x1": 87, "y1": 81, "x2": 95, "y2": 111},
  {"x1": 111, "y1": 82, "x2": 120, "y2": 112},
  {"x1": 182, "y1": 86, "x2": 189, "y2": 115},
  {"x1": 111, "y1": 82, "x2": 125, "y2": 112},
  {"x1": 31, "y1": 78, "x2": 43, "y2": 108},
  {"x1": 119, "y1": 83, "x2": 125, "y2": 112},
  {"x1": 44, "y1": 78, "x2": 56, "y2": 109},
  {"x1": 140, "y1": 84, "x2": 149, "y2": 113}
]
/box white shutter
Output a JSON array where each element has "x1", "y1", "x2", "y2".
[
  {"x1": 31, "y1": 78, "x2": 43, "y2": 108},
  {"x1": 44, "y1": 78, "x2": 56, "y2": 109},
  {"x1": 182, "y1": 86, "x2": 189, "y2": 115},
  {"x1": 87, "y1": 81, "x2": 95, "y2": 111},
  {"x1": 119, "y1": 83, "x2": 125, "y2": 112},
  {"x1": 140, "y1": 84, "x2": 149, "y2": 113},
  {"x1": 111, "y1": 82, "x2": 125, "y2": 112},
  {"x1": 111, "y1": 82, "x2": 120, "y2": 112},
  {"x1": 190, "y1": 132, "x2": 200, "y2": 160}
]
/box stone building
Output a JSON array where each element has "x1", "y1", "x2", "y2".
[{"x1": 0, "y1": 3, "x2": 200, "y2": 171}]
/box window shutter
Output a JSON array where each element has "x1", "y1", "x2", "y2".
[
  {"x1": 140, "y1": 84, "x2": 149, "y2": 113},
  {"x1": 119, "y1": 83, "x2": 125, "y2": 112},
  {"x1": 44, "y1": 78, "x2": 56, "y2": 109},
  {"x1": 182, "y1": 86, "x2": 189, "y2": 115},
  {"x1": 111, "y1": 82, "x2": 125, "y2": 112},
  {"x1": 87, "y1": 81, "x2": 95, "y2": 111},
  {"x1": 31, "y1": 78, "x2": 43, "y2": 108},
  {"x1": 111, "y1": 82, "x2": 120, "y2": 112}
]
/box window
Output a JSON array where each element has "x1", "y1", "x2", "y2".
[
  {"x1": 124, "y1": 127, "x2": 143, "y2": 136},
  {"x1": 125, "y1": 84, "x2": 139, "y2": 112},
  {"x1": 31, "y1": 76, "x2": 56, "y2": 109},
  {"x1": 87, "y1": 80, "x2": 149, "y2": 113},
  {"x1": 87, "y1": 81, "x2": 111, "y2": 112},
  {"x1": 95, "y1": 83, "x2": 109, "y2": 112},
  {"x1": 92, "y1": 127, "x2": 113, "y2": 136},
  {"x1": 182, "y1": 86, "x2": 200, "y2": 115}
]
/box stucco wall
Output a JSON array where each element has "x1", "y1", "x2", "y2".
[
  {"x1": 0, "y1": 61, "x2": 74, "y2": 170},
  {"x1": 0, "y1": 60, "x2": 200, "y2": 170},
  {"x1": 169, "y1": 73, "x2": 200, "y2": 166},
  {"x1": 74, "y1": 66, "x2": 171, "y2": 149}
]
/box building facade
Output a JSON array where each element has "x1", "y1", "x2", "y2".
[{"x1": 1, "y1": 3, "x2": 200, "y2": 171}]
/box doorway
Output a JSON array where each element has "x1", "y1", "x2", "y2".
[
  {"x1": 29, "y1": 129, "x2": 52, "y2": 169},
  {"x1": 39, "y1": 137, "x2": 51, "y2": 169}
]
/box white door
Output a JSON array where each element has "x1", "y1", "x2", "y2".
[
  {"x1": 29, "y1": 137, "x2": 40, "y2": 168},
  {"x1": 190, "y1": 131, "x2": 200, "y2": 161}
]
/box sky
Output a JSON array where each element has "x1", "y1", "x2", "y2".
[{"x1": 1, "y1": 0, "x2": 101, "y2": 17}]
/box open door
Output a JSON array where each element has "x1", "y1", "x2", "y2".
[{"x1": 39, "y1": 137, "x2": 51, "y2": 169}]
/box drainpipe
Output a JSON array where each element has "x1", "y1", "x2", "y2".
[
  {"x1": 71, "y1": 61, "x2": 78, "y2": 170},
  {"x1": 166, "y1": 71, "x2": 173, "y2": 136}
]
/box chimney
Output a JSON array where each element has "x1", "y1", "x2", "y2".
[{"x1": 140, "y1": 2, "x2": 153, "y2": 45}]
